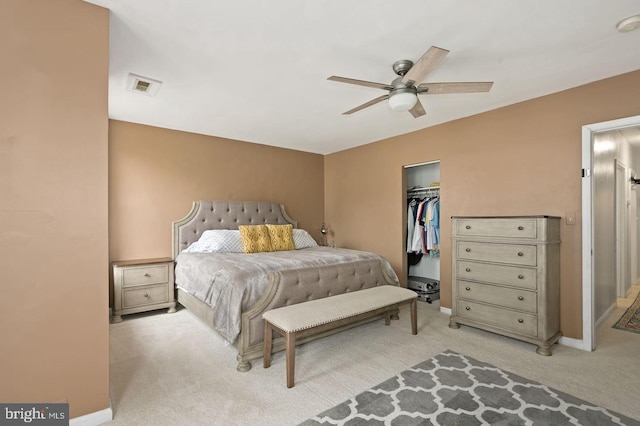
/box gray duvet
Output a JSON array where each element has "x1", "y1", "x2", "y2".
[{"x1": 175, "y1": 246, "x2": 399, "y2": 343}]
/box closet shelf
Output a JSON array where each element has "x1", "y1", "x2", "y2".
[{"x1": 407, "y1": 186, "x2": 440, "y2": 193}]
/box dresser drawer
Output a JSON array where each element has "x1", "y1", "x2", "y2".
[
  {"x1": 122, "y1": 264, "x2": 170, "y2": 287},
  {"x1": 457, "y1": 300, "x2": 538, "y2": 337},
  {"x1": 457, "y1": 260, "x2": 537, "y2": 290},
  {"x1": 454, "y1": 218, "x2": 537, "y2": 239},
  {"x1": 122, "y1": 284, "x2": 170, "y2": 308},
  {"x1": 457, "y1": 241, "x2": 537, "y2": 266},
  {"x1": 457, "y1": 280, "x2": 537, "y2": 313}
]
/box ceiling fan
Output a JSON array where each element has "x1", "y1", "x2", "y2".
[{"x1": 327, "y1": 46, "x2": 493, "y2": 118}]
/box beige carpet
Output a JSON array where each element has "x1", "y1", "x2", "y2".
[{"x1": 108, "y1": 291, "x2": 640, "y2": 425}]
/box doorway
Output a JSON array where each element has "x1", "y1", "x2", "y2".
[
  {"x1": 582, "y1": 115, "x2": 640, "y2": 351},
  {"x1": 403, "y1": 161, "x2": 441, "y2": 308}
]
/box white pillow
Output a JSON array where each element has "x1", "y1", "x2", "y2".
[
  {"x1": 292, "y1": 229, "x2": 318, "y2": 249},
  {"x1": 184, "y1": 230, "x2": 244, "y2": 253},
  {"x1": 184, "y1": 228, "x2": 318, "y2": 252}
]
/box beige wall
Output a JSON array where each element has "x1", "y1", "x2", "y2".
[
  {"x1": 109, "y1": 120, "x2": 324, "y2": 262},
  {"x1": 0, "y1": 0, "x2": 109, "y2": 419},
  {"x1": 2, "y1": 0, "x2": 634, "y2": 418},
  {"x1": 325, "y1": 69, "x2": 640, "y2": 339}
]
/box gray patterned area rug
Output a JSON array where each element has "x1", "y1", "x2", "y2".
[{"x1": 301, "y1": 350, "x2": 639, "y2": 426}]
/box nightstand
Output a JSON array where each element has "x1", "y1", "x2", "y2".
[{"x1": 112, "y1": 257, "x2": 176, "y2": 323}]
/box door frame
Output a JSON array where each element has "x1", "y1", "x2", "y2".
[{"x1": 581, "y1": 114, "x2": 640, "y2": 351}]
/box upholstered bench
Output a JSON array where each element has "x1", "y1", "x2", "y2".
[{"x1": 263, "y1": 285, "x2": 418, "y2": 388}]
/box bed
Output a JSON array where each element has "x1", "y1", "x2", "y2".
[{"x1": 172, "y1": 200, "x2": 400, "y2": 371}]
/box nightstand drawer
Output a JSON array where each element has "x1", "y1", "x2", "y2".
[
  {"x1": 457, "y1": 260, "x2": 537, "y2": 289},
  {"x1": 456, "y1": 241, "x2": 537, "y2": 266},
  {"x1": 122, "y1": 284, "x2": 169, "y2": 308},
  {"x1": 122, "y1": 264, "x2": 169, "y2": 287},
  {"x1": 457, "y1": 280, "x2": 537, "y2": 313}
]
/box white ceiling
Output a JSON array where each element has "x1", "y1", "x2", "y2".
[{"x1": 84, "y1": 1, "x2": 640, "y2": 154}]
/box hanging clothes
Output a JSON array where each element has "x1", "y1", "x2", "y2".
[
  {"x1": 406, "y1": 193, "x2": 440, "y2": 257},
  {"x1": 406, "y1": 199, "x2": 418, "y2": 253},
  {"x1": 425, "y1": 197, "x2": 440, "y2": 257},
  {"x1": 411, "y1": 199, "x2": 426, "y2": 253}
]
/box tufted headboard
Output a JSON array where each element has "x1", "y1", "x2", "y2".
[{"x1": 172, "y1": 200, "x2": 297, "y2": 259}]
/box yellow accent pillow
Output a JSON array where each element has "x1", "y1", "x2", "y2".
[
  {"x1": 266, "y1": 224, "x2": 295, "y2": 251},
  {"x1": 238, "y1": 225, "x2": 273, "y2": 253}
]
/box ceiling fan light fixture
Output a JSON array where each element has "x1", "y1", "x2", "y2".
[
  {"x1": 329, "y1": 46, "x2": 492, "y2": 117},
  {"x1": 388, "y1": 90, "x2": 417, "y2": 112},
  {"x1": 616, "y1": 14, "x2": 640, "y2": 32}
]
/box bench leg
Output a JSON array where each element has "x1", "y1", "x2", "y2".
[
  {"x1": 385, "y1": 311, "x2": 391, "y2": 325},
  {"x1": 263, "y1": 320, "x2": 272, "y2": 368},
  {"x1": 286, "y1": 332, "x2": 296, "y2": 388},
  {"x1": 410, "y1": 299, "x2": 417, "y2": 335}
]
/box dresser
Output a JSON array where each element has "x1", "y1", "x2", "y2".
[
  {"x1": 449, "y1": 216, "x2": 561, "y2": 355},
  {"x1": 112, "y1": 257, "x2": 176, "y2": 323}
]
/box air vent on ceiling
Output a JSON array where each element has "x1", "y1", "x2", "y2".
[{"x1": 126, "y1": 73, "x2": 162, "y2": 96}]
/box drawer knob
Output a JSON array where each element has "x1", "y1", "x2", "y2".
[
  {"x1": 517, "y1": 226, "x2": 524, "y2": 230},
  {"x1": 517, "y1": 252, "x2": 524, "y2": 257},
  {"x1": 517, "y1": 318, "x2": 524, "y2": 323},
  {"x1": 518, "y1": 274, "x2": 524, "y2": 279},
  {"x1": 144, "y1": 292, "x2": 149, "y2": 298},
  {"x1": 518, "y1": 296, "x2": 524, "y2": 301},
  {"x1": 465, "y1": 248, "x2": 471, "y2": 252},
  {"x1": 465, "y1": 268, "x2": 471, "y2": 272},
  {"x1": 465, "y1": 286, "x2": 471, "y2": 291},
  {"x1": 465, "y1": 225, "x2": 471, "y2": 229},
  {"x1": 144, "y1": 273, "x2": 151, "y2": 277},
  {"x1": 465, "y1": 306, "x2": 471, "y2": 311}
]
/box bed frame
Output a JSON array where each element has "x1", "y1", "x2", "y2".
[{"x1": 172, "y1": 200, "x2": 400, "y2": 372}]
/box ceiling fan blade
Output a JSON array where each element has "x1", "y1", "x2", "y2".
[
  {"x1": 328, "y1": 76, "x2": 393, "y2": 91},
  {"x1": 417, "y1": 82, "x2": 494, "y2": 94},
  {"x1": 343, "y1": 94, "x2": 389, "y2": 115},
  {"x1": 409, "y1": 99, "x2": 426, "y2": 118},
  {"x1": 401, "y1": 46, "x2": 449, "y2": 86}
]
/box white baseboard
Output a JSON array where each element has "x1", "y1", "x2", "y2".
[
  {"x1": 558, "y1": 335, "x2": 589, "y2": 351},
  {"x1": 70, "y1": 405, "x2": 112, "y2": 426},
  {"x1": 596, "y1": 302, "x2": 618, "y2": 328},
  {"x1": 439, "y1": 306, "x2": 452, "y2": 315}
]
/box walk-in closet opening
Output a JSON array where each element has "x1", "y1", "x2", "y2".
[{"x1": 404, "y1": 161, "x2": 441, "y2": 309}]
